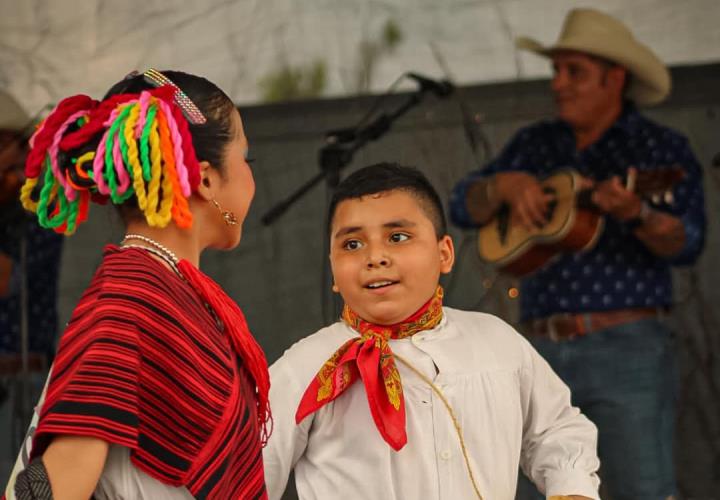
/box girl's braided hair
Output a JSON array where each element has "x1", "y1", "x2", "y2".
[{"x1": 21, "y1": 70, "x2": 236, "y2": 235}]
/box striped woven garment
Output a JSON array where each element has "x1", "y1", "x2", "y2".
[{"x1": 31, "y1": 246, "x2": 267, "y2": 499}]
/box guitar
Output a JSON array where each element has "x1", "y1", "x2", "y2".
[{"x1": 477, "y1": 167, "x2": 685, "y2": 277}]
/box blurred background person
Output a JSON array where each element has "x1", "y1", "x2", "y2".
[{"x1": 0, "y1": 90, "x2": 62, "y2": 484}]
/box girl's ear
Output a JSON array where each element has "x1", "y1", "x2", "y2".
[{"x1": 196, "y1": 161, "x2": 218, "y2": 201}]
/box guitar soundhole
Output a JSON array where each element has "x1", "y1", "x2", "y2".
[
  {"x1": 543, "y1": 187, "x2": 557, "y2": 225},
  {"x1": 497, "y1": 204, "x2": 510, "y2": 244}
]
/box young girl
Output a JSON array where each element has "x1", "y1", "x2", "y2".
[{"x1": 11, "y1": 69, "x2": 271, "y2": 499}]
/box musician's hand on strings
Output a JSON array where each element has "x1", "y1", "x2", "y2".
[
  {"x1": 591, "y1": 171, "x2": 642, "y2": 221},
  {"x1": 495, "y1": 171, "x2": 555, "y2": 230},
  {"x1": 577, "y1": 175, "x2": 595, "y2": 190}
]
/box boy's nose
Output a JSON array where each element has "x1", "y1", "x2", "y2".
[{"x1": 366, "y1": 255, "x2": 390, "y2": 268}]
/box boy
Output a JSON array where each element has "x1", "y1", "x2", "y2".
[{"x1": 263, "y1": 163, "x2": 599, "y2": 499}]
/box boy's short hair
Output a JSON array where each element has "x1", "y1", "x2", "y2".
[{"x1": 327, "y1": 162, "x2": 448, "y2": 238}]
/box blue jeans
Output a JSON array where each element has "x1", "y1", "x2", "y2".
[{"x1": 516, "y1": 318, "x2": 676, "y2": 500}]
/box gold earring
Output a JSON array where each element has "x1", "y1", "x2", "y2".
[{"x1": 211, "y1": 199, "x2": 238, "y2": 226}]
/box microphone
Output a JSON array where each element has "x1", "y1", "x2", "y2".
[{"x1": 405, "y1": 72, "x2": 454, "y2": 97}]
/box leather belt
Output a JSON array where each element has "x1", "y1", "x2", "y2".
[
  {"x1": 0, "y1": 353, "x2": 48, "y2": 376},
  {"x1": 524, "y1": 307, "x2": 662, "y2": 342}
]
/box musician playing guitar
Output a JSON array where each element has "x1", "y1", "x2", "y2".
[{"x1": 449, "y1": 9, "x2": 705, "y2": 500}]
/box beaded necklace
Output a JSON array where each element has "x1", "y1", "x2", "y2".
[{"x1": 120, "y1": 233, "x2": 223, "y2": 330}]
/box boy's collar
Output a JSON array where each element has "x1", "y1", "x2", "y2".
[{"x1": 341, "y1": 286, "x2": 444, "y2": 340}]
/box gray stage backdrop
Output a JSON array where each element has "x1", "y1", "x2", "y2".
[{"x1": 56, "y1": 63, "x2": 720, "y2": 498}]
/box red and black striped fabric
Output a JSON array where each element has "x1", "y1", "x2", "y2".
[{"x1": 31, "y1": 246, "x2": 267, "y2": 499}]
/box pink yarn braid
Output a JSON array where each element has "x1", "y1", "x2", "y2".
[
  {"x1": 59, "y1": 87, "x2": 175, "y2": 152},
  {"x1": 59, "y1": 93, "x2": 138, "y2": 151},
  {"x1": 169, "y1": 104, "x2": 201, "y2": 191},
  {"x1": 155, "y1": 99, "x2": 191, "y2": 197},
  {"x1": 92, "y1": 126, "x2": 111, "y2": 195},
  {"x1": 112, "y1": 130, "x2": 130, "y2": 194},
  {"x1": 28, "y1": 118, "x2": 47, "y2": 148},
  {"x1": 48, "y1": 110, "x2": 90, "y2": 201},
  {"x1": 107, "y1": 106, "x2": 132, "y2": 194},
  {"x1": 25, "y1": 95, "x2": 96, "y2": 178},
  {"x1": 135, "y1": 91, "x2": 152, "y2": 138}
]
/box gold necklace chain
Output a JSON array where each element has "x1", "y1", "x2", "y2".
[{"x1": 120, "y1": 243, "x2": 182, "y2": 277}]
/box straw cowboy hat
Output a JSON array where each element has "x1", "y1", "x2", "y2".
[
  {"x1": 0, "y1": 89, "x2": 29, "y2": 131},
  {"x1": 516, "y1": 8, "x2": 671, "y2": 106}
]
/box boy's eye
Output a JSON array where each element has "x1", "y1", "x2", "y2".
[
  {"x1": 389, "y1": 233, "x2": 410, "y2": 243},
  {"x1": 342, "y1": 239, "x2": 364, "y2": 250}
]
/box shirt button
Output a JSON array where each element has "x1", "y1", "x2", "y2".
[{"x1": 440, "y1": 450, "x2": 451, "y2": 460}]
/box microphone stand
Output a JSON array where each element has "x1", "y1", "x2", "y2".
[{"x1": 261, "y1": 89, "x2": 426, "y2": 225}]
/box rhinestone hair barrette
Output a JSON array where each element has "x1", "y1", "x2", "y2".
[{"x1": 142, "y1": 68, "x2": 207, "y2": 125}]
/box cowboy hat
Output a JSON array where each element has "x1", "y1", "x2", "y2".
[
  {"x1": 0, "y1": 89, "x2": 29, "y2": 131},
  {"x1": 516, "y1": 8, "x2": 671, "y2": 106}
]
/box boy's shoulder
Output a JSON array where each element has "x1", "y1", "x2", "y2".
[
  {"x1": 270, "y1": 322, "x2": 355, "y2": 375},
  {"x1": 442, "y1": 307, "x2": 531, "y2": 357},
  {"x1": 444, "y1": 307, "x2": 519, "y2": 337}
]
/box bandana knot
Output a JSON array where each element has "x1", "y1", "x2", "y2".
[{"x1": 295, "y1": 286, "x2": 443, "y2": 450}]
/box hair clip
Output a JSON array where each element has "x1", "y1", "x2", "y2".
[{"x1": 142, "y1": 68, "x2": 207, "y2": 125}]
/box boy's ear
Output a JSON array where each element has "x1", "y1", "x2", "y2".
[
  {"x1": 196, "y1": 161, "x2": 218, "y2": 201},
  {"x1": 438, "y1": 235, "x2": 455, "y2": 274}
]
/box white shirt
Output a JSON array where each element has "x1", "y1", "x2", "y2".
[
  {"x1": 263, "y1": 307, "x2": 600, "y2": 500},
  {"x1": 94, "y1": 445, "x2": 194, "y2": 500}
]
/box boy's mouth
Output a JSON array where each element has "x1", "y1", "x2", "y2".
[{"x1": 364, "y1": 279, "x2": 398, "y2": 290}]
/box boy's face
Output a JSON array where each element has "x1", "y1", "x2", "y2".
[{"x1": 329, "y1": 190, "x2": 454, "y2": 325}]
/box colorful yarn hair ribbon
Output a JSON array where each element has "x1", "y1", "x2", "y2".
[{"x1": 20, "y1": 79, "x2": 205, "y2": 235}]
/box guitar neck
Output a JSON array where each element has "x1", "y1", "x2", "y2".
[{"x1": 576, "y1": 189, "x2": 597, "y2": 211}]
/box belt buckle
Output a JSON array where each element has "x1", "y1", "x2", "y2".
[
  {"x1": 546, "y1": 314, "x2": 561, "y2": 342},
  {"x1": 546, "y1": 313, "x2": 575, "y2": 342}
]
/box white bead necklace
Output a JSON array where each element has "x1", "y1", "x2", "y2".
[
  {"x1": 122, "y1": 234, "x2": 179, "y2": 264},
  {"x1": 120, "y1": 234, "x2": 223, "y2": 331},
  {"x1": 121, "y1": 234, "x2": 183, "y2": 278}
]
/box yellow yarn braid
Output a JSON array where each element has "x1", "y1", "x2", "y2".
[
  {"x1": 20, "y1": 178, "x2": 39, "y2": 212},
  {"x1": 146, "y1": 116, "x2": 172, "y2": 227},
  {"x1": 123, "y1": 104, "x2": 148, "y2": 211}
]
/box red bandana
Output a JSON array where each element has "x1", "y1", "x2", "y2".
[{"x1": 295, "y1": 286, "x2": 444, "y2": 450}]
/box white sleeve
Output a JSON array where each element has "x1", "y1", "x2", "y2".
[
  {"x1": 263, "y1": 355, "x2": 313, "y2": 500},
  {"x1": 517, "y1": 336, "x2": 601, "y2": 499}
]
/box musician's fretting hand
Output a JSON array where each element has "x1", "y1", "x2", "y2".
[
  {"x1": 495, "y1": 171, "x2": 555, "y2": 230},
  {"x1": 591, "y1": 171, "x2": 642, "y2": 221}
]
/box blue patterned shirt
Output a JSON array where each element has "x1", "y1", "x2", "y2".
[
  {"x1": 450, "y1": 105, "x2": 706, "y2": 321},
  {"x1": 0, "y1": 208, "x2": 63, "y2": 358}
]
